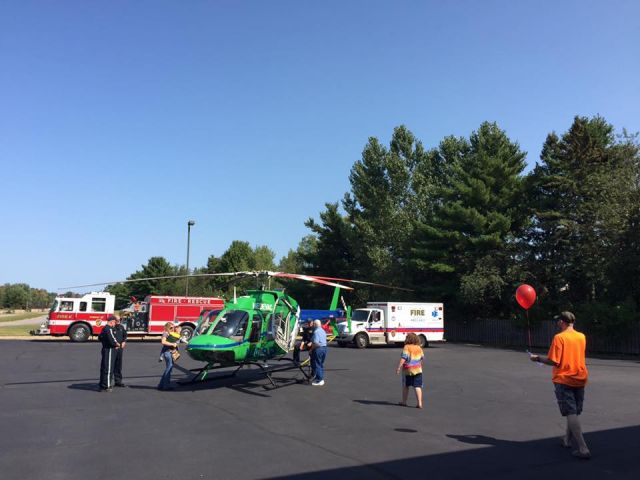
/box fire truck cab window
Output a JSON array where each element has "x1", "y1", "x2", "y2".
[
  {"x1": 91, "y1": 298, "x2": 107, "y2": 312},
  {"x1": 60, "y1": 301, "x2": 74, "y2": 312},
  {"x1": 79, "y1": 302, "x2": 87, "y2": 312}
]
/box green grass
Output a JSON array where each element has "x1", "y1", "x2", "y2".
[
  {"x1": 0, "y1": 312, "x2": 47, "y2": 323},
  {"x1": 0, "y1": 325, "x2": 35, "y2": 336}
]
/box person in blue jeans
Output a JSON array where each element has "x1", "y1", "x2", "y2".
[
  {"x1": 158, "y1": 322, "x2": 177, "y2": 391},
  {"x1": 309, "y1": 319, "x2": 327, "y2": 386}
]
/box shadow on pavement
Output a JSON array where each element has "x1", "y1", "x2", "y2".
[
  {"x1": 353, "y1": 399, "x2": 399, "y2": 407},
  {"x1": 68, "y1": 383, "x2": 101, "y2": 392},
  {"x1": 6, "y1": 374, "x2": 159, "y2": 386},
  {"x1": 265, "y1": 425, "x2": 640, "y2": 480}
]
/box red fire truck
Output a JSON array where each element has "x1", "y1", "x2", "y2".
[{"x1": 33, "y1": 292, "x2": 224, "y2": 342}]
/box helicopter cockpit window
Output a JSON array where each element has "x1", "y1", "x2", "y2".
[
  {"x1": 211, "y1": 310, "x2": 249, "y2": 341},
  {"x1": 196, "y1": 310, "x2": 221, "y2": 336},
  {"x1": 269, "y1": 313, "x2": 283, "y2": 340}
]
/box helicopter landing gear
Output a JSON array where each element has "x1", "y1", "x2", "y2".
[
  {"x1": 178, "y1": 362, "x2": 241, "y2": 384},
  {"x1": 179, "y1": 357, "x2": 311, "y2": 389}
]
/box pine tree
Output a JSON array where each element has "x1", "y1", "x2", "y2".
[
  {"x1": 412, "y1": 122, "x2": 528, "y2": 314},
  {"x1": 528, "y1": 116, "x2": 640, "y2": 305}
]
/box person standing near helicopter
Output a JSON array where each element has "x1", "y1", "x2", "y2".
[
  {"x1": 293, "y1": 319, "x2": 314, "y2": 365},
  {"x1": 309, "y1": 319, "x2": 327, "y2": 386},
  {"x1": 113, "y1": 315, "x2": 127, "y2": 387},
  {"x1": 98, "y1": 315, "x2": 121, "y2": 392},
  {"x1": 158, "y1": 322, "x2": 178, "y2": 391}
]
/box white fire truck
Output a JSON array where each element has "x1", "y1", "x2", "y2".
[
  {"x1": 336, "y1": 301, "x2": 444, "y2": 348},
  {"x1": 33, "y1": 292, "x2": 224, "y2": 342}
]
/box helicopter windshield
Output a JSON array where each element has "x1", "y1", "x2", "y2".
[{"x1": 210, "y1": 310, "x2": 249, "y2": 340}]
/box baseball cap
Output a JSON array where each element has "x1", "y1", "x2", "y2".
[{"x1": 554, "y1": 311, "x2": 575, "y2": 323}]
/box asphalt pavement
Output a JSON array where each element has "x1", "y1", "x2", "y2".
[{"x1": 1, "y1": 340, "x2": 639, "y2": 480}]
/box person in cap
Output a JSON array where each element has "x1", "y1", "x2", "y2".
[
  {"x1": 530, "y1": 311, "x2": 591, "y2": 459},
  {"x1": 113, "y1": 315, "x2": 127, "y2": 387},
  {"x1": 293, "y1": 319, "x2": 315, "y2": 365},
  {"x1": 98, "y1": 315, "x2": 121, "y2": 392}
]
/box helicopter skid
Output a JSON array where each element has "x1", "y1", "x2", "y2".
[{"x1": 179, "y1": 357, "x2": 310, "y2": 389}]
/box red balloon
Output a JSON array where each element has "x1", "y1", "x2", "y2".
[{"x1": 515, "y1": 284, "x2": 537, "y2": 310}]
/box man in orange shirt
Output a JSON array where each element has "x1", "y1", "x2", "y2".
[{"x1": 530, "y1": 311, "x2": 590, "y2": 459}]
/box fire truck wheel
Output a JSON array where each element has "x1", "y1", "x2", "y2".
[
  {"x1": 418, "y1": 335, "x2": 429, "y2": 348},
  {"x1": 354, "y1": 333, "x2": 369, "y2": 349},
  {"x1": 179, "y1": 325, "x2": 194, "y2": 342},
  {"x1": 69, "y1": 323, "x2": 91, "y2": 343}
]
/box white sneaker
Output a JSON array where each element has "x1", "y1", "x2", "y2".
[{"x1": 311, "y1": 380, "x2": 325, "y2": 386}]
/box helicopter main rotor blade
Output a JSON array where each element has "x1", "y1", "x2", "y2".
[
  {"x1": 306, "y1": 275, "x2": 414, "y2": 292},
  {"x1": 59, "y1": 272, "x2": 241, "y2": 290},
  {"x1": 271, "y1": 272, "x2": 353, "y2": 290},
  {"x1": 60, "y1": 270, "x2": 395, "y2": 292}
]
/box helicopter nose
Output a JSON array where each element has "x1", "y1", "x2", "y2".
[{"x1": 186, "y1": 336, "x2": 237, "y2": 364}]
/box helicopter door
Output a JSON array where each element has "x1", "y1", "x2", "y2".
[
  {"x1": 273, "y1": 312, "x2": 299, "y2": 353},
  {"x1": 249, "y1": 314, "x2": 262, "y2": 343}
]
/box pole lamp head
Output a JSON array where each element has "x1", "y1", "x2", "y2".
[{"x1": 188, "y1": 220, "x2": 195, "y2": 227}]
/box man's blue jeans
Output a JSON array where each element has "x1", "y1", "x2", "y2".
[{"x1": 311, "y1": 346, "x2": 327, "y2": 381}]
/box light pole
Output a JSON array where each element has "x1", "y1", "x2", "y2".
[{"x1": 185, "y1": 220, "x2": 195, "y2": 296}]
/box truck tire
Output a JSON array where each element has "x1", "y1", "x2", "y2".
[
  {"x1": 354, "y1": 333, "x2": 369, "y2": 349},
  {"x1": 178, "y1": 325, "x2": 194, "y2": 342},
  {"x1": 69, "y1": 323, "x2": 91, "y2": 343},
  {"x1": 418, "y1": 335, "x2": 429, "y2": 348}
]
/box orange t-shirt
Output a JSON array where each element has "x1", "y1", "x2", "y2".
[{"x1": 547, "y1": 329, "x2": 588, "y2": 387}]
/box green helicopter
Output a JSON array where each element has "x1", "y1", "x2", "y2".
[
  {"x1": 188, "y1": 288, "x2": 300, "y2": 364},
  {"x1": 184, "y1": 272, "x2": 357, "y2": 386}
]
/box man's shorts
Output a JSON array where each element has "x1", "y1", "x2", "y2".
[
  {"x1": 553, "y1": 383, "x2": 585, "y2": 416},
  {"x1": 404, "y1": 373, "x2": 423, "y2": 388}
]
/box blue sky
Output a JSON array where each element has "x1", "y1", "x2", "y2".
[{"x1": 1, "y1": 1, "x2": 639, "y2": 292}]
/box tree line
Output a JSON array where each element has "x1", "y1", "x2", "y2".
[
  {"x1": 107, "y1": 115, "x2": 638, "y2": 337},
  {"x1": 0, "y1": 284, "x2": 56, "y2": 310}
]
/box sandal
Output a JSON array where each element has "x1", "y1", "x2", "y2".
[
  {"x1": 416, "y1": 405, "x2": 423, "y2": 409},
  {"x1": 397, "y1": 402, "x2": 407, "y2": 407}
]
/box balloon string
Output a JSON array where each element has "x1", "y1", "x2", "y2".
[{"x1": 526, "y1": 309, "x2": 532, "y2": 351}]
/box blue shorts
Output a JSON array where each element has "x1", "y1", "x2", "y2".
[
  {"x1": 554, "y1": 383, "x2": 585, "y2": 416},
  {"x1": 404, "y1": 373, "x2": 423, "y2": 388}
]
